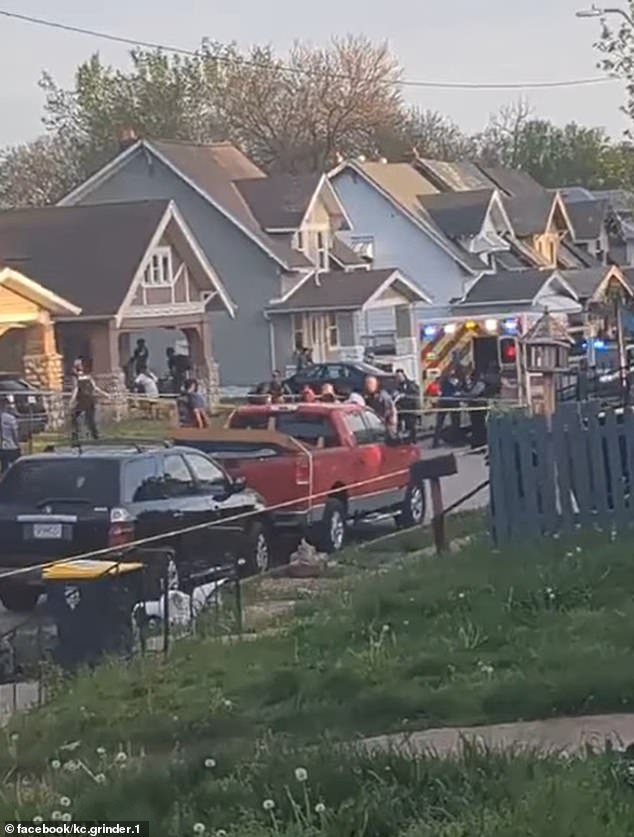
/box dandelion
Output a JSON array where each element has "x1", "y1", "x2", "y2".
[
  {"x1": 403, "y1": 620, "x2": 409, "y2": 626},
  {"x1": 549, "y1": 592, "x2": 556, "y2": 601},
  {"x1": 50, "y1": 759, "x2": 61, "y2": 770},
  {"x1": 215, "y1": 831, "x2": 227, "y2": 837},
  {"x1": 33, "y1": 817, "x2": 43, "y2": 824},
  {"x1": 59, "y1": 796, "x2": 72, "y2": 808},
  {"x1": 315, "y1": 803, "x2": 326, "y2": 814},
  {"x1": 192, "y1": 825, "x2": 205, "y2": 835},
  {"x1": 9, "y1": 732, "x2": 18, "y2": 743},
  {"x1": 223, "y1": 699, "x2": 233, "y2": 709},
  {"x1": 294, "y1": 767, "x2": 308, "y2": 782},
  {"x1": 204, "y1": 757, "x2": 216, "y2": 769},
  {"x1": 262, "y1": 799, "x2": 275, "y2": 811},
  {"x1": 64, "y1": 761, "x2": 79, "y2": 773},
  {"x1": 95, "y1": 774, "x2": 106, "y2": 784},
  {"x1": 576, "y1": 546, "x2": 582, "y2": 553},
  {"x1": 96, "y1": 747, "x2": 106, "y2": 756},
  {"x1": 458, "y1": 592, "x2": 465, "y2": 600},
  {"x1": 628, "y1": 765, "x2": 634, "y2": 776},
  {"x1": 115, "y1": 751, "x2": 127, "y2": 764},
  {"x1": 381, "y1": 624, "x2": 390, "y2": 633},
  {"x1": 51, "y1": 811, "x2": 62, "y2": 821},
  {"x1": 61, "y1": 814, "x2": 72, "y2": 823}
]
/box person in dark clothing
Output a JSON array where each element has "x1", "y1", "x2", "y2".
[
  {"x1": 468, "y1": 364, "x2": 500, "y2": 450},
  {"x1": 363, "y1": 375, "x2": 397, "y2": 434},
  {"x1": 295, "y1": 347, "x2": 314, "y2": 373},
  {"x1": 268, "y1": 370, "x2": 292, "y2": 403},
  {"x1": 432, "y1": 368, "x2": 461, "y2": 448},
  {"x1": 166, "y1": 348, "x2": 192, "y2": 393},
  {"x1": 132, "y1": 339, "x2": 149, "y2": 376},
  {"x1": 0, "y1": 396, "x2": 20, "y2": 473},
  {"x1": 393, "y1": 369, "x2": 420, "y2": 443},
  {"x1": 70, "y1": 366, "x2": 108, "y2": 442},
  {"x1": 177, "y1": 380, "x2": 208, "y2": 428}
]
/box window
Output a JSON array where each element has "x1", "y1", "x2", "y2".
[
  {"x1": 362, "y1": 409, "x2": 386, "y2": 443},
  {"x1": 325, "y1": 365, "x2": 350, "y2": 380},
  {"x1": 162, "y1": 454, "x2": 194, "y2": 497},
  {"x1": 0, "y1": 459, "x2": 119, "y2": 506},
  {"x1": 123, "y1": 457, "x2": 159, "y2": 503},
  {"x1": 326, "y1": 313, "x2": 339, "y2": 348},
  {"x1": 316, "y1": 231, "x2": 329, "y2": 270},
  {"x1": 143, "y1": 247, "x2": 173, "y2": 286},
  {"x1": 294, "y1": 230, "x2": 305, "y2": 253},
  {"x1": 275, "y1": 414, "x2": 337, "y2": 447},
  {"x1": 343, "y1": 412, "x2": 371, "y2": 445},
  {"x1": 292, "y1": 313, "x2": 305, "y2": 351},
  {"x1": 184, "y1": 453, "x2": 226, "y2": 489}
]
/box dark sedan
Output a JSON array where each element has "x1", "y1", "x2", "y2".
[{"x1": 284, "y1": 362, "x2": 396, "y2": 397}]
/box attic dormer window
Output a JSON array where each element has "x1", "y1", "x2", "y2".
[
  {"x1": 316, "y1": 231, "x2": 329, "y2": 270},
  {"x1": 144, "y1": 246, "x2": 173, "y2": 286}
]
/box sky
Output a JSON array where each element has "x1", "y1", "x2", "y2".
[{"x1": 0, "y1": 0, "x2": 629, "y2": 148}]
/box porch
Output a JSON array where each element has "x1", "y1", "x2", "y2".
[{"x1": 266, "y1": 268, "x2": 430, "y2": 381}]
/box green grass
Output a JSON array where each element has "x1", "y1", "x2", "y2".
[{"x1": 6, "y1": 522, "x2": 634, "y2": 833}]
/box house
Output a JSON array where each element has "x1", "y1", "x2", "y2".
[
  {"x1": 265, "y1": 268, "x2": 430, "y2": 377},
  {"x1": 0, "y1": 266, "x2": 80, "y2": 392},
  {"x1": 58, "y1": 138, "x2": 373, "y2": 386},
  {"x1": 328, "y1": 160, "x2": 487, "y2": 318},
  {"x1": 0, "y1": 200, "x2": 234, "y2": 406}
]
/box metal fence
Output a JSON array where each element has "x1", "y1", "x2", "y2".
[{"x1": 489, "y1": 401, "x2": 634, "y2": 543}]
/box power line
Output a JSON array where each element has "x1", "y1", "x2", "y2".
[{"x1": 0, "y1": 7, "x2": 616, "y2": 92}]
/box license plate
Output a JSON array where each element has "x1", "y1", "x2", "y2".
[{"x1": 32, "y1": 523, "x2": 62, "y2": 539}]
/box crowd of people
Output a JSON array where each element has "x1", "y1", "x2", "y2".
[{"x1": 432, "y1": 360, "x2": 501, "y2": 449}]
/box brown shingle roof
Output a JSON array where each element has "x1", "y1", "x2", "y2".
[
  {"x1": 267, "y1": 269, "x2": 426, "y2": 312},
  {"x1": 0, "y1": 201, "x2": 169, "y2": 317},
  {"x1": 150, "y1": 140, "x2": 311, "y2": 269},
  {"x1": 234, "y1": 173, "x2": 322, "y2": 231}
]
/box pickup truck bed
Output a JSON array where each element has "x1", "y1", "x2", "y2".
[{"x1": 172, "y1": 402, "x2": 424, "y2": 552}]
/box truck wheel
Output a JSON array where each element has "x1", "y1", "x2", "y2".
[
  {"x1": 396, "y1": 481, "x2": 426, "y2": 529},
  {"x1": 0, "y1": 585, "x2": 40, "y2": 613},
  {"x1": 317, "y1": 499, "x2": 347, "y2": 553},
  {"x1": 245, "y1": 522, "x2": 271, "y2": 575}
]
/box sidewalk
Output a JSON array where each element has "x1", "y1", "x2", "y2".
[{"x1": 361, "y1": 714, "x2": 634, "y2": 758}]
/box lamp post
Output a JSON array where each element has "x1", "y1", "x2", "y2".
[{"x1": 576, "y1": 5, "x2": 634, "y2": 26}]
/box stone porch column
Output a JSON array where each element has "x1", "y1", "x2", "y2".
[
  {"x1": 22, "y1": 318, "x2": 65, "y2": 430},
  {"x1": 184, "y1": 321, "x2": 220, "y2": 409}
]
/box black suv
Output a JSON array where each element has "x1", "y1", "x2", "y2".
[{"x1": 0, "y1": 444, "x2": 271, "y2": 612}]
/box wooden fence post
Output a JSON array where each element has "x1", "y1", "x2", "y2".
[{"x1": 429, "y1": 477, "x2": 447, "y2": 554}]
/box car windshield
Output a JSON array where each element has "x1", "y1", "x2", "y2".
[{"x1": 0, "y1": 458, "x2": 120, "y2": 506}]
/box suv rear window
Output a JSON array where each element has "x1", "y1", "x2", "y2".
[
  {"x1": 229, "y1": 411, "x2": 337, "y2": 446},
  {"x1": 0, "y1": 458, "x2": 120, "y2": 506}
]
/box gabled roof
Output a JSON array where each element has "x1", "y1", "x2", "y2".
[
  {"x1": 560, "y1": 265, "x2": 633, "y2": 302},
  {"x1": 59, "y1": 139, "x2": 312, "y2": 271},
  {"x1": 502, "y1": 192, "x2": 554, "y2": 237},
  {"x1": 234, "y1": 173, "x2": 322, "y2": 231},
  {"x1": 0, "y1": 267, "x2": 81, "y2": 317},
  {"x1": 524, "y1": 311, "x2": 572, "y2": 345},
  {"x1": 562, "y1": 198, "x2": 608, "y2": 241},
  {"x1": 0, "y1": 200, "x2": 234, "y2": 318},
  {"x1": 329, "y1": 160, "x2": 485, "y2": 274},
  {"x1": 330, "y1": 235, "x2": 367, "y2": 268},
  {"x1": 266, "y1": 268, "x2": 431, "y2": 313},
  {"x1": 414, "y1": 158, "x2": 493, "y2": 192},
  {"x1": 456, "y1": 268, "x2": 578, "y2": 307},
  {"x1": 477, "y1": 165, "x2": 545, "y2": 198},
  {"x1": 418, "y1": 189, "x2": 494, "y2": 238}
]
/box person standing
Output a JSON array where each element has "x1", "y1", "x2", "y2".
[
  {"x1": 268, "y1": 370, "x2": 292, "y2": 403},
  {"x1": 432, "y1": 367, "x2": 461, "y2": 449},
  {"x1": 0, "y1": 397, "x2": 20, "y2": 473},
  {"x1": 166, "y1": 348, "x2": 191, "y2": 394},
  {"x1": 393, "y1": 369, "x2": 420, "y2": 443},
  {"x1": 320, "y1": 383, "x2": 337, "y2": 403},
  {"x1": 132, "y1": 338, "x2": 149, "y2": 376},
  {"x1": 363, "y1": 375, "x2": 397, "y2": 434},
  {"x1": 70, "y1": 364, "x2": 108, "y2": 442},
  {"x1": 177, "y1": 379, "x2": 209, "y2": 429}
]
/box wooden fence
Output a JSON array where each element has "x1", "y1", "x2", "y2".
[{"x1": 488, "y1": 402, "x2": 634, "y2": 543}]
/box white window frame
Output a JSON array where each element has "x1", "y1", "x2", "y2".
[
  {"x1": 316, "y1": 230, "x2": 329, "y2": 271},
  {"x1": 326, "y1": 312, "x2": 339, "y2": 348},
  {"x1": 294, "y1": 230, "x2": 305, "y2": 253},
  {"x1": 143, "y1": 246, "x2": 174, "y2": 286},
  {"x1": 292, "y1": 313, "x2": 305, "y2": 350}
]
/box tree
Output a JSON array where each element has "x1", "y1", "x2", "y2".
[
  {"x1": 214, "y1": 36, "x2": 403, "y2": 172},
  {"x1": 0, "y1": 135, "x2": 81, "y2": 207},
  {"x1": 375, "y1": 107, "x2": 476, "y2": 162},
  {"x1": 594, "y1": 3, "x2": 634, "y2": 130}
]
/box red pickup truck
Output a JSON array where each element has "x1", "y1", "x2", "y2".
[{"x1": 172, "y1": 402, "x2": 423, "y2": 553}]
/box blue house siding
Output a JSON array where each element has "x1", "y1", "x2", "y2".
[
  {"x1": 73, "y1": 150, "x2": 281, "y2": 386},
  {"x1": 331, "y1": 170, "x2": 468, "y2": 309}
]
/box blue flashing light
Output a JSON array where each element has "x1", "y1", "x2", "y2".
[
  {"x1": 423, "y1": 325, "x2": 438, "y2": 338},
  {"x1": 503, "y1": 318, "x2": 519, "y2": 334},
  {"x1": 594, "y1": 339, "x2": 607, "y2": 350}
]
